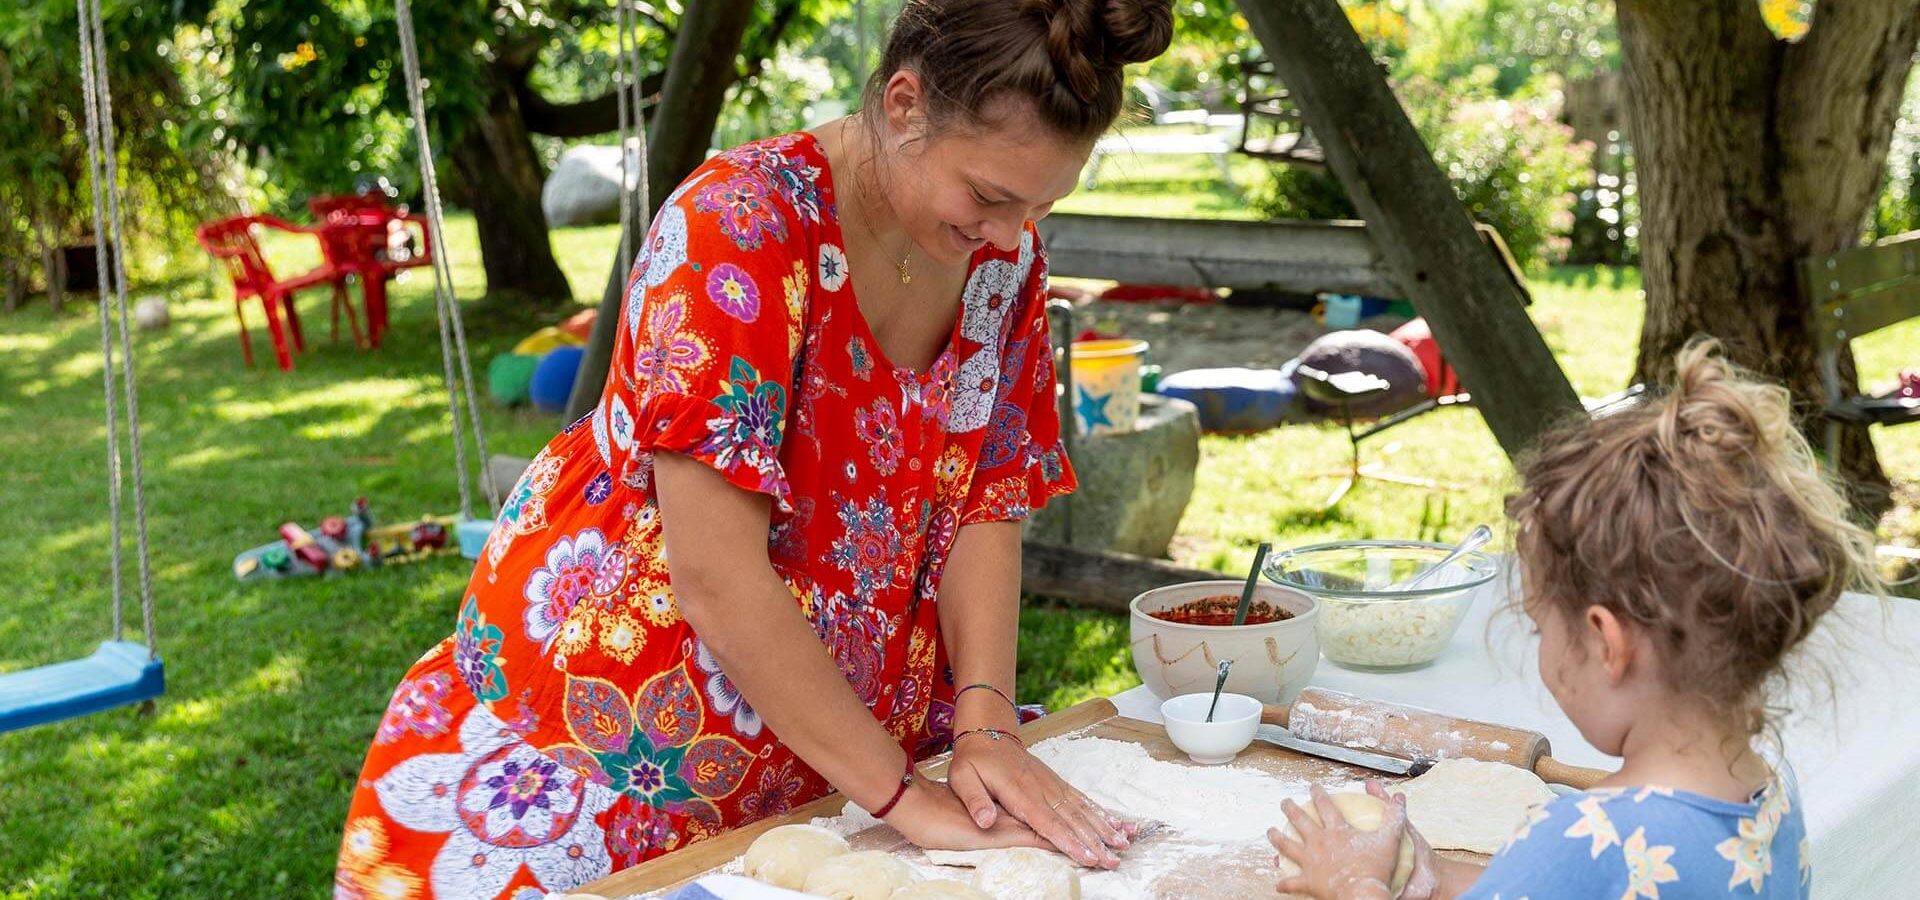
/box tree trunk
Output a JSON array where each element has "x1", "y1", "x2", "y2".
[
  {"x1": 1620, "y1": 0, "x2": 1920, "y2": 516},
  {"x1": 3, "y1": 258, "x2": 20, "y2": 313},
  {"x1": 34, "y1": 202, "x2": 63, "y2": 314},
  {"x1": 449, "y1": 59, "x2": 573, "y2": 302},
  {"x1": 566, "y1": 0, "x2": 758, "y2": 419},
  {"x1": 1236, "y1": 0, "x2": 1582, "y2": 458}
]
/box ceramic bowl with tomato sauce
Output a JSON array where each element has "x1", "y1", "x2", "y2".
[{"x1": 1128, "y1": 580, "x2": 1320, "y2": 704}]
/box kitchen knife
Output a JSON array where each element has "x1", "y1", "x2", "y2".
[{"x1": 1255, "y1": 725, "x2": 1435, "y2": 778}]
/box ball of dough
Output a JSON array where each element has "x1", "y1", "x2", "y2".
[
  {"x1": 742, "y1": 823, "x2": 851, "y2": 890},
  {"x1": 1276, "y1": 792, "x2": 1415, "y2": 897},
  {"x1": 891, "y1": 880, "x2": 994, "y2": 899},
  {"x1": 969, "y1": 848, "x2": 1080, "y2": 900},
  {"x1": 802, "y1": 850, "x2": 916, "y2": 900}
]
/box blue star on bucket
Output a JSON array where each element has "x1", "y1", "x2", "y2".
[{"x1": 1076, "y1": 384, "x2": 1114, "y2": 431}]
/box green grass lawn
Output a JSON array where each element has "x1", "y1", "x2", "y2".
[{"x1": 3, "y1": 171, "x2": 1915, "y2": 895}]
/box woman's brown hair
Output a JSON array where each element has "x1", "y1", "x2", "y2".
[
  {"x1": 1505, "y1": 338, "x2": 1886, "y2": 735},
  {"x1": 863, "y1": 0, "x2": 1175, "y2": 143}
]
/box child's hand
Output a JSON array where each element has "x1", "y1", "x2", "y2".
[
  {"x1": 1365, "y1": 780, "x2": 1438, "y2": 900},
  {"x1": 1268, "y1": 785, "x2": 1410, "y2": 899}
]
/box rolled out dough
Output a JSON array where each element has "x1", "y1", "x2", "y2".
[
  {"x1": 1395, "y1": 758, "x2": 1557, "y2": 854},
  {"x1": 802, "y1": 850, "x2": 917, "y2": 899},
  {"x1": 922, "y1": 848, "x2": 1081, "y2": 899},
  {"x1": 742, "y1": 823, "x2": 851, "y2": 890}
]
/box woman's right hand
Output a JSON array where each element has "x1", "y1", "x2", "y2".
[{"x1": 884, "y1": 779, "x2": 1053, "y2": 852}]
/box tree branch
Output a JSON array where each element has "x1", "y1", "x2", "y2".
[
  {"x1": 631, "y1": 1, "x2": 678, "y2": 39},
  {"x1": 517, "y1": 70, "x2": 667, "y2": 137},
  {"x1": 1776, "y1": 0, "x2": 1920, "y2": 251}
]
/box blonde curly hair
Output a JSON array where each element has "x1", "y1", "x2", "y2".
[{"x1": 1505, "y1": 338, "x2": 1886, "y2": 735}]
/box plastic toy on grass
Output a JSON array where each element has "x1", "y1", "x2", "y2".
[{"x1": 231, "y1": 497, "x2": 489, "y2": 582}]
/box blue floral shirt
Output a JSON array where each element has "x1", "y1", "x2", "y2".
[{"x1": 1464, "y1": 773, "x2": 1808, "y2": 899}]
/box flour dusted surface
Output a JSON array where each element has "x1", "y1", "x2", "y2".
[{"x1": 793, "y1": 734, "x2": 1344, "y2": 899}]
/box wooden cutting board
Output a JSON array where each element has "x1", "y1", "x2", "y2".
[{"x1": 578, "y1": 697, "x2": 1483, "y2": 898}]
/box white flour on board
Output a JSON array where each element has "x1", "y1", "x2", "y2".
[{"x1": 767, "y1": 734, "x2": 1357, "y2": 899}]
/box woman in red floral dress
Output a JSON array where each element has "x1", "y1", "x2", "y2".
[{"x1": 335, "y1": 1, "x2": 1172, "y2": 896}]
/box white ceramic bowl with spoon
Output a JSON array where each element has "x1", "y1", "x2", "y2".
[{"x1": 1161, "y1": 692, "x2": 1261, "y2": 764}]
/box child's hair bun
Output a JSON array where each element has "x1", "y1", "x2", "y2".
[{"x1": 1657, "y1": 339, "x2": 1795, "y2": 468}]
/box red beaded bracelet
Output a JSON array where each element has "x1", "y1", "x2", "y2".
[
  {"x1": 869, "y1": 755, "x2": 916, "y2": 819},
  {"x1": 952, "y1": 726, "x2": 1026, "y2": 750},
  {"x1": 956, "y1": 682, "x2": 1015, "y2": 709}
]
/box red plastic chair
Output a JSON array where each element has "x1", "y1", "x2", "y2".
[
  {"x1": 308, "y1": 195, "x2": 434, "y2": 349},
  {"x1": 308, "y1": 193, "x2": 394, "y2": 220},
  {"x1": 194, "y1": 214, "x2": 356, "y2": 371}
]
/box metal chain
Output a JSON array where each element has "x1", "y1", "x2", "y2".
[{"x1": 86, "y1": 0, "x2": 158, "y2": 654}]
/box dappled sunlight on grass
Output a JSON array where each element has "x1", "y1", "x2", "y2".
[
  {"x1": 247, "y1": 652, "x2": 307, "y2": 696},
  {"x1": 167, "y1": 443, "x2": 257, "y2": 472},
  {"x1": 210, "y1": 377, "x2": 438, "y2": 423},
  {"x1": 0, "y1": 331, "x2": 58, "y2": 353},
  {"x1": 157, "y1": 695, "x2": 225, "y2": 729}
]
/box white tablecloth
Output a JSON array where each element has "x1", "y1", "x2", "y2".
[{"x1": 1106, "y1": 590, "x2": 1920, "y2": 899}]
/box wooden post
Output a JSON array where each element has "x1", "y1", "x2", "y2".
[
  {"x1": 1236, "y1": 0, "x2": 1582, "y2": 457},
  {"x1": 567, "y1": 0, "x2": 758, "y2": 421}
]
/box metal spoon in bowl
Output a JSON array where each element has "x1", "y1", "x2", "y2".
[
  {"x1": 1398, "y1": 524, "x2": 1493, "y2": 591},
  {"x1": 1204, "y1": 658, "x2": 1235, "y2": 722}
]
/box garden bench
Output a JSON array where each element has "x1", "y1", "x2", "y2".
[{"x1": 1795, "y1": 229, "x2": 1920, "y2": 466}]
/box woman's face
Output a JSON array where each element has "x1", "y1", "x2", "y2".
[{"x1": 875, "y1": 74, "x2": 1092, "y2": 264}]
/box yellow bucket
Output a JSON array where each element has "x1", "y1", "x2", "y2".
[{"x1": 1069, "y1": 338, "x2": 1148, "y2": 436}]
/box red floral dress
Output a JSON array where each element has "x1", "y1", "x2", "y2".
[{"x1": 334, "y1": 132, "x2": 1075, "y2": 900}]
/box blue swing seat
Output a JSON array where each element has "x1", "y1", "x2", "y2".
[{"x1": 0, "y1": 640, "x2": 165, "y2": 733}]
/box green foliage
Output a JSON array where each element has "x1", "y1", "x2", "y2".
[
  {"x1": 0, "y1": 1, "x2": 224, "y2": 285},
  {"x1": 1403, "y1": 69, "x2": 1592, "y2": 266},
  {"x1": 1403, "y1": 0, "x2": 1617, "y2": 93},
  {"x1": 193, "y1": 0, "x2": 842, "y2": 217},
  {"x1": 1253, "y1": 68, "x2": 1592, "y2": 268},
  {"x1": 1247, "y1": 166, "x2": 1355, "y2": 222},
  {"x1": 1868, "y1": 72, "x2": 1920, "y2": 241}
]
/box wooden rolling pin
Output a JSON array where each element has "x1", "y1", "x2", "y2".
[{"x1": 1261, "y1": 687, "x2": 1613, "y2": 790}]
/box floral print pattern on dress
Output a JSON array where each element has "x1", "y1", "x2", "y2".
[
  {"x1": 338, "y1": 132, "x2": 1076, "y2": 898},
  {"x1": 704, "y1": 263, "x2": 761, "y2": 322}
]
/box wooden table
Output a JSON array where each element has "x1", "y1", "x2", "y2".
[{"x1": 579, "y1": 697, "x2": 1476, "y2": 898}]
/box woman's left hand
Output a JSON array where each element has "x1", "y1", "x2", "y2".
[{"x1": 945, "y1": 731, "x2": 1137, "y2": 869}]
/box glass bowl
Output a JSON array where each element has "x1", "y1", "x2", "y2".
[{"x1": 1263, "y1": 540, "x2": 1498, "y2": 672}]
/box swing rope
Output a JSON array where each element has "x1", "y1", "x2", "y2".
[
  {"x1": 76, "y1": 0, "x2": 157, "y2": 656},
  {"x1": 394, "y1": 0, "x2": 499, "y2": 518}
]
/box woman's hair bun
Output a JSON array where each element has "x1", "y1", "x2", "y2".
[{"x1": 1097, "y1": 0, "x2": 1175, "y2": 66}]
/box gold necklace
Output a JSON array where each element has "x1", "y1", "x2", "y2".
[{"x1": 851, "y1": 161, "x2": 915, "y2": 284}]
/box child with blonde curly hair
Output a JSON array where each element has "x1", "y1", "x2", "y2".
[{"x1": 1271, "y1": 340, "x2": 1886, "y2": 899}]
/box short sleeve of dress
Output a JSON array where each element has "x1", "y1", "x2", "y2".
[
  {"x1": 592, "y1": 160, "x2": 808, "y2": 513},
  {"x1": 960, "y1": 229, "x2": 1078, "y2": 526}
]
